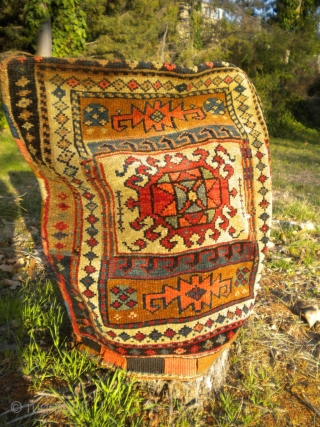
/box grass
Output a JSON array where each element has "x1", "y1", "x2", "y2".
[
  {"x1": 271, "y1": 136, "x2": 320, "y2": 208},
  {"x1": 268, "y1": 136, "x2": 320, "y2": 276},
  {"x1": 0, "y1": 128, "x2": 320, "y2": 426},
  {"x1": 0, "y1": 130, "x2": 41, "y2": 234},
  {"x1": 0, "y1": 278, "x2": 144, "y2": 426}
]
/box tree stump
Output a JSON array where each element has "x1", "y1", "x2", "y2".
[{"x1": 141, "y1": 348, "x2": 229, "y2": 407}]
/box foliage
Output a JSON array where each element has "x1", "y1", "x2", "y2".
[
  {"x1": 273, "y1": 0, "x2": 320, "y2": 33},
  {"x1": 274, "y1": 0, "x2": 301, "y2": 30},
  {"x1": 190, "y1": 7, "x2": 320, "y2": 136},
  {"x1": 0, "y1": 0, "x2": 32, "y2": 52},
  {"x1": 190, "y1": 1, "x2": 203, "y2": 50},
  {"x1": 1, "y1": 0, "x2": 320, "y2": 136},
  {"x1": 24, "y1": 0, "x2": 87, "y2": 56},
  {"x1": 84, "y1": 0, "x2": 179, "y2": 62}
]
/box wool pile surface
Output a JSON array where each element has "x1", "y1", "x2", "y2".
[{"x1": 1, "y1": 55, "x2": 271, "y2": 379}]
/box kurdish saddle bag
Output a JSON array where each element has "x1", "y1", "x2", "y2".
[{"x1": 1, "y1": 55, "x2": 271, "y2": 379}]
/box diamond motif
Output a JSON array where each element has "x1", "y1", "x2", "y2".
[
  {"x1": 57, "y1": 202, "x2": 70, "y2": 211},
  {"x1": 98, "y1": 79, "x2": 110, "y2": 89},
  {"x1": 164, "y1": 328, "x2": 176, "y2": 338},
  {"x1": 82, "y1": 78, "x2": 96, "y2": 89},
  {"x1": 85, "y1": 201, "x2": 98, "y2": 210},
  {"x1": 149, "y1": 329, "x2": 162, "y2": 342},
  {"x1": 153, "y1": 80, "x2": 162, "y2": 90},
  {"x1": 110, "y1": 285, "x2": 138, "y2": 311},
  {"x1": 57, "y1": 139, "x2": 71, "y2": 149},
  {"x1": 194, "y1": 323, "x2": 203, "y2": 332},
  {"x1": 235, "y1": 84, "x2": 246, "y2": 93},
  {"x1": 179, "y1": 326, "x2": 192, "y2": 337},
  {"x1": 86, "y1": 226, "x2": 98, "y2": 237},
  {"x1": 50, "y1": 74, "x2": 65, "y2": 85},
  {"x1": 141, "y1": 80, "x2": 152, "y2": 91},
  {"x1": 56, "y1": 127, "x2": 69, "y2": 137},
  {"x1": 66, "y1": 77, "x2": 79, "y2": 87},
  {"x1": 216, "y1": 314, "x2": 226, "y2": 323},
  {"x1": 112, "y1": 79, "x2": 125, "y2": 90},
  {"x1": 224, "y1": 76, "x2": 233, "y2": 84},
  {"x1": 86, "y1": 237, "x2": 98, "y2": 247},
  {"x1": 134, "y1": 332, "x2": 146, "y2": 341},
  {"x1": 83, "y1": 252, "x2": 98, "y2": 261},
  {"x1": 119, "y1": 332, "x2": 130, "y2": 341},
  {"x1": 56, "y1": 113, "x2": 68, "y2": 125},
  {"x1": 58, "y1": 151, "x2": 74, "y2": 164},
  {"x1": 127, "y1": 80, "x2": 139, "y2": 91},
  {"x1": 86, "y1": 214, "x2": 99, "y2": 224},
  {"x1": 83, "y1": 289, "x2": 95, "y2": 298},
  {"x1": 126, "y1": 300, "x2": 137, "y2": 308},
  {"x1": 212, "y1": 76, "x2": 222, "y2": 85},
  {"x1": 80, "y1": 276, "x2": 95, "y2": 286},
  {"x1": 53, "y1": 87, "x2": 66, "y2": 99},
  {"x1": 112, "y1": 301, "x2": 121, "y2": 309},
  {"x1": 243, "y1": 305, "x2": 249, "y2": 314},
  {"x1": 163, "y1": 81, "x2": 174, "y2": 90}
]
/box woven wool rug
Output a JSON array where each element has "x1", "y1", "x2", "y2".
[{"x1": 1, "y1": 55, "x2": 271, "y2": 379}]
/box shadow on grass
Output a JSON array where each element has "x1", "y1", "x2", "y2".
[
  {"x1": 0, "y1": 171, "x2": 41, "y2": 249},
  {"x1": 8, "y1": 171, "x2": 42, "y2": 249},
  {"x1": 0, "y1": 173, "x2": 39, "y2": 424},
  {"x1": 0, "y1": 179, "x2": 17, "y2": 247}
]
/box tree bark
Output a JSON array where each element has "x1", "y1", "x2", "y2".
[{"x1": 141, "y1": 348, "x2": 229, "y2": 408}]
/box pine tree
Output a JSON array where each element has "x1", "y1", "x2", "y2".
[
  {"x1": 0, "y1": 0, "x2": 31, "y2": 53},
  {"x1": 84, "y1": 0, "x2": 180, "y2": 63}
]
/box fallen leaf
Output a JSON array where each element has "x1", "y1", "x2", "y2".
[
  {"x1": 27, "y1": 258, "x2": 37, "y2": 280},
  {"x1": 14, "y1": 257, "x2": 26, "y2": 268},
  {"x1": 303, "y1": 305, "x2": 320, "y2": 328},
  {"x1": 293, "y1": 302, "x2": 320, "y2": 328}
]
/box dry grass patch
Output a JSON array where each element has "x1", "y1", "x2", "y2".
[{"x1": 212, "y1": 268, "x2": 320, "y2": 427}]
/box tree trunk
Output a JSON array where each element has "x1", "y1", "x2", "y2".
[{"x1": 36, "y1": 4, "x2": 52, "y2": 57}]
